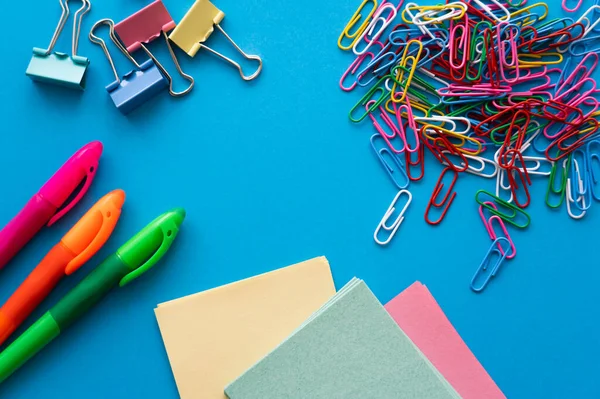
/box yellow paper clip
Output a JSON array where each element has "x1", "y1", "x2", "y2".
[
  {"x1": 337, "y1": 0, "x2": 378, "y2": 51},
  {"x1": 169, "y1": 0, "x2": 262, "y2": 81}
]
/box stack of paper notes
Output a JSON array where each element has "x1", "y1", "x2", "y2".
[
  {"x1": 225, "y1": 278, "x2": 461, "y2": 399},
  {"x1": 154, "y1": 256, "x2": 505, "y2": 399},
  {"x1": 154, "y1": 257, "x2": 336, "y2": 399},
  {"x1": 385, "y1": 282, "x2": 506, "y2": 399}
]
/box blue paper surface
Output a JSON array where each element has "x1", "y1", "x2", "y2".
[{"x1": 0, "y1": 0, "x2": 598, "y2": 398}]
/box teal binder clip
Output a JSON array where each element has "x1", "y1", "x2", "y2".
[
  {"x1": 89, "y1": 19, "x2": 169, "y2": 114},
  {"x1": 26, "y1": 0, "x2": 91, "y2": 90}
]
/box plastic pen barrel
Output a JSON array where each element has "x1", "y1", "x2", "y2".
[
  {"x1": 0, "y1": 245, "x2": 74, "y2": 345},
  {"x1": 0, "y1": 254, "x2": 130, "y2": 383},
  {"x1": 0, "y1": 197, "x2": 56, "y2": 270}
]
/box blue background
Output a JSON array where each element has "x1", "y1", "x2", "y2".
[{"x1": 0, "y1": 0, "x2": 598, "y2": 398}]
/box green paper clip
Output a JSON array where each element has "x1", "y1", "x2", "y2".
[{"x1": 26, "y1": 0, "x2": 91, "y2": 90}]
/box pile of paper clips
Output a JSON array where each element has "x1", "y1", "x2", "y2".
[
  {"x1": 338, "y1": 0, "x2": 600, "y2": 292},
  {"x1": 26, "y1": 0, "x2": 263, "y2": 114}
]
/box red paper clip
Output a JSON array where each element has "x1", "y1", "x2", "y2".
[
  {"x1": 425, "y1": 167, "x2": 458, "y2": 225},
  {"x1": 423, "y1": 132, "x2": 469, "y2": 172},
  {"x1": 497, "y1": 110, "x2": 530, "y2": 168},
  {"x1": 504, "y1": 150, "x2": 532, "y2": 208},
  {"x1": 405, "y1": 142, "x2": 425, "y2": 181}
]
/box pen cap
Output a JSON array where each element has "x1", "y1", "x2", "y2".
[
  {"x1": 117, "y1": 208, "x2": 186, "y2": 286},
  {"x1": 39, "y1": 141, "x2": 103, "y2": 226},
  {"x1": 62, "y1": 190, "x2": 126, "y2": 275}
]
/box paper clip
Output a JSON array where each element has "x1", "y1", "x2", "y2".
[
  {"x1": 338, "y1": 0, "x2": 379, "y2": 50},
  {"x1": 479, "y1": 203, "x2": 517, "y2": 259},
  {"x1": 114, "y1": 0, "x2": 194, "y2": 97},
  {"x1": 353, "y1": 3, "x2": 398, "y2": 56},
  {"x1": 546, "y1": 156, "x2": 570, "y2": 208},
  {"x1": 370, "y1": 134, "x2": 410, "y2": 189},
  {"x1": 405, "y1": 142, "x2": 425, "y2": 181},
  {"x1": 566, "y1": 161, "x2": 588, "y2": 219},
  {"x1": 374, "y1": 189, "x2": 412, "y2": 245},
  {"x1": 425, "y1": 167, "x2": 458, "y2": 225},
  {"x1": 422, "y1": 132, "x2": 469, "y2": 173},
  {"x1": 169, "y1": 0, "x2": 263, "y2": 81},
  {"x1": 570, "y1": 155, "x2": 592, "y2": 212},
  {"x1": 504, "y1": 150, "x2": 532, "y2": 208},
  {"x1": 26, "y1": 0, "x2": 91, "y2": 90},
  {"x1": 495, "y1": 168, "x2": 514, "y2": 203},
  {"x1": 586, "y1": 140, "x2": 600, "y2": 201},
  {"x1": 89, "y1": 19, "x2": 169, "y2": 115},
  {"x1": 349, "y1": 75, "x2": 391, "y2": 122},
  {"x1": 473, "y1": 0, "x2": 510, "y2": 22},
  {"x1": 395, "y1": 100, "x2": 420, "y2": 153},
  {"x1": 470, "y1": 237, "x2": 513, "y2": 293},
  {"x1": 476, "y1": 190, "x2": 531, "y2": 228},
  {"x1": 563, "y1": 0, "x2": 584, "y2": 12},
  {"x1": 340, "y1": 52, "x2": 375, "y2": 92},
  {"x1": 446, "y1": 153, "x2": 498, "y2": 178}
]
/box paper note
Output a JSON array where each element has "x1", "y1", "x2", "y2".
[
  {"x1": 225, "y1": 278, "x2": 460, "y2": 399},
  {"x1": 385, "y1": 282, "x2": 505, "y2": 399},
  {"x1": 154, "y1": 256, "x2": 336, "y2": 399}
]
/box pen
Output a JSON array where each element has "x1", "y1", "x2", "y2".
[
  {"x1": 0, "y1": 141, "x2": 103, "y2": 270},
  {"x1": 0, "y1": 190, "x2": 126, "y2": 346},
  {"x1": 0, "y1": 208, "x2": 185, "y2": 383}
]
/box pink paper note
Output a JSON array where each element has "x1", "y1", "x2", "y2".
[{"x1": 385, "y1": 282, "x2": 506, "y2": 399}]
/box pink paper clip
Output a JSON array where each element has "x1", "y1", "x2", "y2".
[
  {"x1": 114, "y1": 0, "x2": 194, "y2": 97},
  {"x1": 367, "y1": 102, "x2": 403, "y2": 152},
  {"x1": 395, "y1": 99, "x2": 420, "y2": 153},
  {"x1": 478, "y1": 203, "x2": 515, "y2": 259},
  {"x1": 340, "y1": 52, "x2": 375, "y2": 92}
]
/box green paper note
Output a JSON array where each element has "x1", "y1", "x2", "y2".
[{"x1": 225, "y1": 278, "x2": 461, "y2": 399}]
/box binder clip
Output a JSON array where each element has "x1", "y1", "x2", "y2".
[
  {"x1": 114, "y1": 0, "x2": 194, "y2": 97},
  {"x1": 169, "y1": 0, "x2": 263, "y2": 81},
  {"x1": 26, "y1": 0, "x2": 91, "y2": 90},
  {"x1": 89, "y1": 19, "x2": 169, "y2": 115}
]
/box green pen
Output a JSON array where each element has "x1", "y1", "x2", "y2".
[{"x1": 0, "y1": 208, "x2": 186, "y2": 383}]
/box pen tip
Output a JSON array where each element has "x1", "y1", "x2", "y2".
[
  {"x1": 171, "y1": 208, "x2": 186, "y2": 226},
  {"x1": 110, "y1": 189, "x2": 126, "y2": 209}
]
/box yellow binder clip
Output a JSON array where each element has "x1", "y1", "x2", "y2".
[
  {"x1": 169, "y1": 0, "x2": 263, "y2": 81},
  {"x1": 26, "y1": 0, "x2": 91, "y2": 90}
]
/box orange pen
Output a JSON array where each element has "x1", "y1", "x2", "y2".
[{"x1": 0, "y1": 189, "x2": 125, "y2": 346}]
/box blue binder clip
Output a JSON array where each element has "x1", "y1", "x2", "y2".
[
  {"x1": 114, "y1": 0, "x2": 195, "y2": 97},
  {"x1": 89, "y1": 19, "x2": 168, "y2": 115},
  {"x1": 26, "y1": 0, "x2": 91, "y2": 90}
]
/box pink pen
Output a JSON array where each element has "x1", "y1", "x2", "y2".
[{"x1": 0, "y1": 141, "x2": 103, "y2": 270}]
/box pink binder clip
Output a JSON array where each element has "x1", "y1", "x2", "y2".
[
  {"x1": 114, "y1": 0, "x2": 175, "y2": 53},
  {"x1": 114, "y1": 0, "x2": 194, "y2": 97}
]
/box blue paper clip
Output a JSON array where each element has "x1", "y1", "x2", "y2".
[
  {"x1": 470, "y1": 237, "x2": 513, "y2": 293},
  {"x1": 89, "y1": 19, "x2": 169, "y2": 115},
  {"x1": 586, "y1": 140, "x2": 600, "y2": 201},
  {"x1": 370, "y1": 133, "x2": 410, "y2": 189},
  {"x1": 26, "y1": 0, "x2": 91, "y2": 90}
]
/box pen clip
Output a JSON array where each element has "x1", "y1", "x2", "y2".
[
  {"x1": 47, "y1": 159, "x2": 99, "y2": 227},
  {"x1": 119, "y1": 219, "x2": 180, "y2": 287},
  {"x1": 65, "y1": 201, "x2": 123, "y2": 275}
]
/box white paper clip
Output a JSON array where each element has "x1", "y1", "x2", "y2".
[{"x1": 374, "y1": 190, "x2": 412, "y2": 245}]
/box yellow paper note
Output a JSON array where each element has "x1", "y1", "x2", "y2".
[{"x1": 154, "y1": 256, "x2": 336, "y2": 399}]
